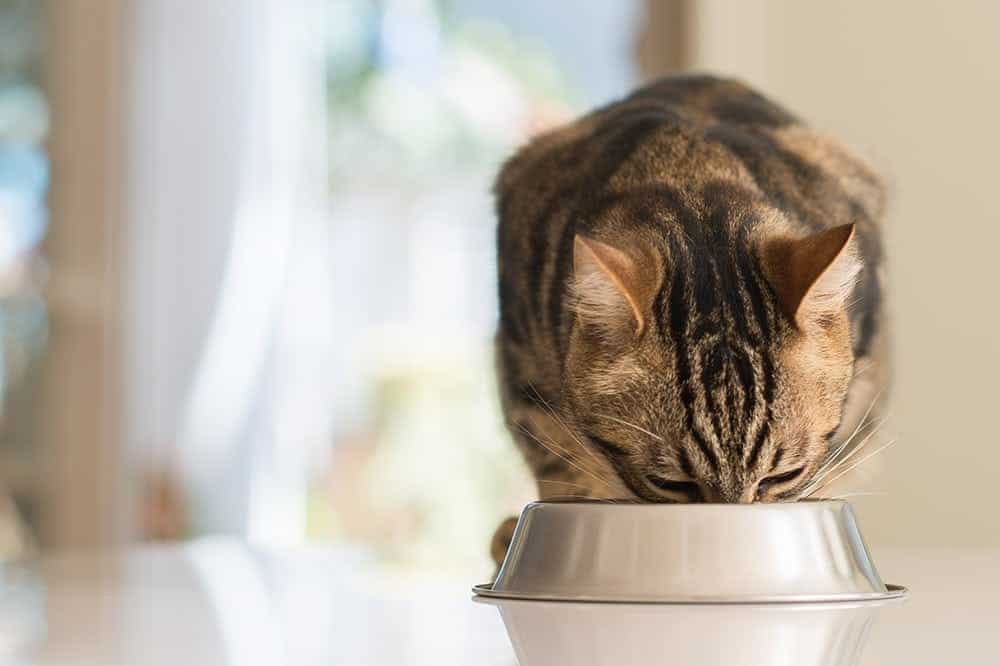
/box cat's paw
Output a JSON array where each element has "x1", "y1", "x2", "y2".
[{"x1": 490, "y1": 516, "x2": 518, "y2": 572}]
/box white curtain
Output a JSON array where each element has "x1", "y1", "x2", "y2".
[{"x1": 126, "y1": 0, "x2": 334, "y2": 542}]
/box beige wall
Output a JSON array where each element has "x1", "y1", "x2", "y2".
[{"x1": 688, "y1": 0, "x2": 1000, "y2": 545}]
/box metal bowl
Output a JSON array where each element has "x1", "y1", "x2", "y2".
[{"x1": 474, "y1": 500, "x2": 905, "y2": 603}]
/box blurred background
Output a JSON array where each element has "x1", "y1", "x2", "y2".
[{"x1": 0, "y1": 0, "x2": 997, "y2": 584}]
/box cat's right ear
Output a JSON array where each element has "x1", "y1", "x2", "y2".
[
  {"x1": 571, "y1": 235, "x2": 652, "y2": 339},
  {"x1": 761, "y1": 223, "x2": 862, "y2": 329}
]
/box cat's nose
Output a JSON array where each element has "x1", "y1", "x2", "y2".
[{"x1": 703, "y1": 484, "x2": 754, "y2": 504}]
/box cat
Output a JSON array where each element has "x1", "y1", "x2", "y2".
[{"x1": 491, "y1": 75, "x2": 888, "y2": 566}]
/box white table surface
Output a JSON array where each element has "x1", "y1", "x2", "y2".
[{"x1": 5, "y1": 541, "x2": 997, "y2": 665}]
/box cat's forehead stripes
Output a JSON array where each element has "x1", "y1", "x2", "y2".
[{"x1": 651, "y1": 209, "x2": 783, "y2": 481}]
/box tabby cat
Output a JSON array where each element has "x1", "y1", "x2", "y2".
[{"x1": 491, "y1": 75, "x2": 887, "y2": 565}]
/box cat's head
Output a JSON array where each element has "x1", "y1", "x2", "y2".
[{"x1": 564, "y1": 219, "x2": 861, "y2": 503}]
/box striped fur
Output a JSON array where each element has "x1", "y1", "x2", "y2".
[{"x1": 492, "y1": 76, "x2": 887, "y2": 562}]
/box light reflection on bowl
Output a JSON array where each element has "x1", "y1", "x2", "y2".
[{"x1": 476, "y1": 500, "x2": 905, "y2": 603}]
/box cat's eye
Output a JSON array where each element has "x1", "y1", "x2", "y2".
[
  {"x1": 646, "y1": 475, "x2": 703, "y2": 501},
  {"x1": 588, "y1": 435, "x2": 630, "y2": 458},
  {"x1": 757, "y1": 467, "x2": 805, "y2": 496}
]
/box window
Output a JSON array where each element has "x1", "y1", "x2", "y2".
[{"x1": 0, "y1": 0, "x2": 48, "y2": 556}]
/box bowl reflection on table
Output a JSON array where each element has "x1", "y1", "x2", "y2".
[{"x1": 477, "y1": 595, "x2": 900, "y2": 666}]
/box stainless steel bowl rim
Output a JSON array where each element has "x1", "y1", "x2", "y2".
[{"x1": 472, "y1": 582, "x2": 908, "y2": 604}]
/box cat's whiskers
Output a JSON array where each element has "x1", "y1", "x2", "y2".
[
  {"x1": 825, "y1": 420, "x2": 887, "y2": 473},
  {"x1": 805, "y1": 389, "x2": 886, "y2": 487},
  {"x1": 804, "y1": 438, "x2": 898, "y2": 498},
  {"x1": 596, "y1": 413, "x2": 664, "y2": 442},
  {"x1": 514, "y1": 422, "x2": 619, "y2": 493},
  {"x1": 829, "y1": 491, "x2": 888, "y2": 499},
  {"x1": 542, "y1": 494, "x2": 622, "y2": 504},
  {"x1": 803, "y1": 419, "x2": 885, "y2": 492},
  {"x1": 810, "y1": 415, "x2": 888, "y2": 488},
  {"x1": 537, "y1": 479, "x2": 593, "y2": 489},
  {"x1": 525, "y1": 383, "x2": 609, "y2": 471},
  {"x1": 802, "y1": 418, "x2": 889, "y2": 497},
  {"x1": 837, "y1": 387, "x2": 885, "y2": 450},
  {"x1": 845, "y1": 295, "x2": 865, "y2": 310}
]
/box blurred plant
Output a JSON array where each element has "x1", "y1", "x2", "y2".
[
  {"x1": 321, "y1": 0, "x2": 576, "y2": 573},
  {"x1": 327, "y1": 0, "x2": 575, "y2": 189}
]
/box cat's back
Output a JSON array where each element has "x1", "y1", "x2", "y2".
[
  {"x1": 497, "y1": 75, "x2": 884, "y2": 234},
  {"x1": 496, "y1": 75, "x2": 886, "y2": 362}
]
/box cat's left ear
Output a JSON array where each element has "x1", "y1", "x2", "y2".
[
  {"x1": 761, "y1": 223, "x2": 862, "y2": 329},
  {"x1": 571, "y1": 235, "x2": 655, "y2": 338}
]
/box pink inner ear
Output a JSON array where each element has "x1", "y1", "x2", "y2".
[
  {"x1": 762, "y1": 223, "x2": 861, "y2": 327},
  {"x1": 571, "y1": 235, "x2": 652, "y2": 337}
]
